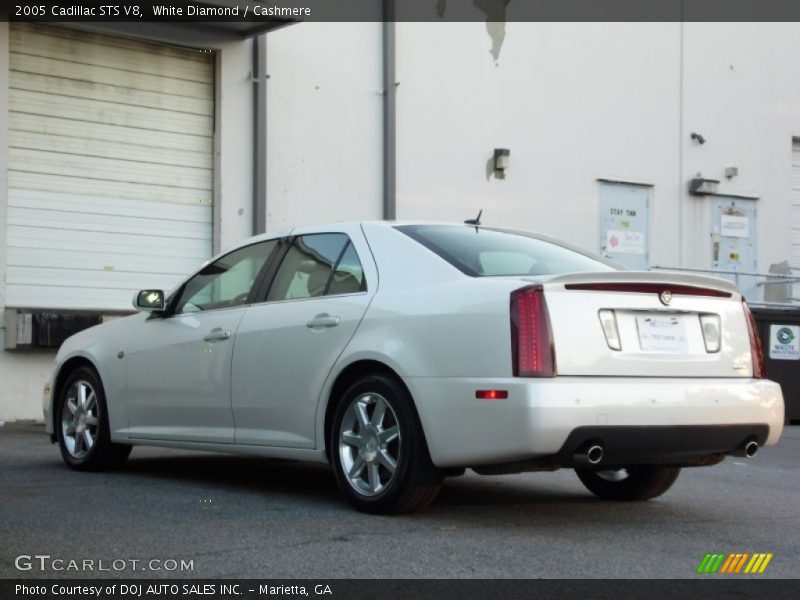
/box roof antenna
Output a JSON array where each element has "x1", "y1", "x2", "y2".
[{"x1": 464, "y1": 209, "x2": 482, "y2": 229}]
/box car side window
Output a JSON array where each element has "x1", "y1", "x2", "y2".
[
  {"x1": 267, "y1": 234, "x2": 365, "y2": 301},
  {"x1": 328, "y1": 242, "x2": 366, "y2": 295},
  {"x1": 176, "y1": 240, "x2": 277, "y2": 314}
]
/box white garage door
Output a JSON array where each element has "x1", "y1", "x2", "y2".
[
  {"x1": 793, "y1": 139, "x2": 800, "y2": 301},
  {"x1": 6, "y1": 23, "x2": 214, "y2": 311}
]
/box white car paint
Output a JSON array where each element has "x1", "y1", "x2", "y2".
[
  {"x1": 231, "y1": 224, "x2": 377, "y2": 448},
  {"x1": 44, "y1": 221, "x2": 785, "y2": 473}
]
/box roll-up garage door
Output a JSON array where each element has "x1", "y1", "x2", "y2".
[{"x1": 6, "y1": 22, "x2": 214, "y2": 310}]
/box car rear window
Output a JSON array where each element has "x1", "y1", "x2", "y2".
[{"x1": 396, "y1": 225, "x2": 617, "y2": 277}]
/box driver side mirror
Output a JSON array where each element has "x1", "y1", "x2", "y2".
[{"x1": 133, "y1": 289, "x2": 165, "y2": 312}]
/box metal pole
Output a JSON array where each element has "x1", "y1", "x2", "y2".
[
  {"x1": 252, "y1": 35, "x2": 268, "y2": 235},
  {"x1": 382, "y1": 2, "x2": 396, "y2": 220}
]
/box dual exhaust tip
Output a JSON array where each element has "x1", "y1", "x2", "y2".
[{"x1": 573, "y1": 439, "x2": 759, "y2": 465}]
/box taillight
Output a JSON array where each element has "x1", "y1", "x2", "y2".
[
  {"x1": 742, "y1": 299, "x2": 766, "y2": 379},
  {"x1": 510, "y1": 285, "x2": 556, "y2": 377}
]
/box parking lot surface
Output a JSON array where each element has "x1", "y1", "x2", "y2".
[{"x1": 1, "y1": 422, "x2": 798, "y2": 579}]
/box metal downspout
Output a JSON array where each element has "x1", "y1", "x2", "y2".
[
  {"x1": 253, "y1": 34, "x2": 268, "y2": 235},
  {"x1": 383, "y1": 3, "x2": 397, "y2": 220}
]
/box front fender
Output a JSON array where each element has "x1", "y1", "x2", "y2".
[{"x1": 47, "y1": 314, "x2": 142, "y2": 440}]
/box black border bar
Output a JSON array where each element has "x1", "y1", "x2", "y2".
[
  {"x1": 3, "y1": 579, "x2": 800, "y2": 600},
  {"x1": 5, "y1": 0, "x2": 800, "y2": 23}
]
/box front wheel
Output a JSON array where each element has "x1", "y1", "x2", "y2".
[
  {"x1": 575, "y1": 466, "x2": 681, "y2": 501},
  {"x1": 56, "y1": 366, "x2": 131, "y2": 471},
  {"x1": 330, "y1": 374, "x2": 442, "y2": 514}
]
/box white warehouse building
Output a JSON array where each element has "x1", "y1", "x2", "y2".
[{"x1": 1, "y1": 20, "x2": 799, "y2": 421}]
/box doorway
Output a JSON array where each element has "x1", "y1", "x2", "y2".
[
  {"x1": 598, "y1": 182, "x2": 651, "y2": 269},
  {"x1": 710, "y1": 196, "x2": 758, "y2": 299}
]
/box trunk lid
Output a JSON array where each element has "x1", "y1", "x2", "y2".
[{"x1": 537, "y1": 271, "x2": 753, "y2": 378}]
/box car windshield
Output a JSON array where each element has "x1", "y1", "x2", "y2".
[{"x1": 396, "y1": 225, "x2": 618, "y2": 277}]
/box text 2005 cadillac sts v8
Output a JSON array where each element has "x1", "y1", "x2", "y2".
[{"x1": 43, "y1": 222, "x2": 784, "y2": 513}]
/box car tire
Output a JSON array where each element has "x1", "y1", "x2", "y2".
[
  {"x1": 56, "y1": 366, "x2": 132, "y2": 471},
  {"x1": 575, "y1": 466, "x2": 681, "y2": 501},
  {"x1": 329, "y1": 373, "x2": 442, "y2": 514}
]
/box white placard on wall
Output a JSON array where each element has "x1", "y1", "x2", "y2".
[{"x1": 720, "y1": 215, "x2": 749, "y2": 238}]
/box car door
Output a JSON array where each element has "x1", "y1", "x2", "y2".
[
  {"x1": 124, "y1": 239, "x2": 279, "y2": 444},
  {"x1": 231, "y1": 227, "x2": 375, "y2": 448}
]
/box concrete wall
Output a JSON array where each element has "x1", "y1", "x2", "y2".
[
  {"x1": 394, "y1": 22, "x2": 800, "y2": 277},
  {"x1": 264, "y1": 22, "x2": 383, "y2": 232},
  {"x1": 681, "y1": 23, "x2": 800, "y2": 272},
  {"x1": 394, "y1": 22, "x2": 682, "y2": 264},
  {"x1": 215, "y1": 36, "x2": 255, "y2": 252}
]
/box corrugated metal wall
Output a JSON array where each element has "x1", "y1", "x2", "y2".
[{"x1": 6, "y1": 23, "x2": 214, "y2": 310}]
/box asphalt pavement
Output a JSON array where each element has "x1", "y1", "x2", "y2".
[{"x1": 1, "y1": 421, "x2": 798, "y2": 579}]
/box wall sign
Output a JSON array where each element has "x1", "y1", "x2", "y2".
[
  {"x1": 769, "y1": 324, "x2": 800, "y2": 360},
  {"x1": 720, "y1": 215, "x2": 749, "y2": 238},
  {"x1": 606, "y1": 230, "x2": 645, "y2": 255}
]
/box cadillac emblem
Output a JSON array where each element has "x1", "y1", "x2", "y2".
[{"x1": 659, "y1": 290, "x2": 673, "y2": 306}]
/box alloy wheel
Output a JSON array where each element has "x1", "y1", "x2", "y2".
[
  {"x1": 61, "y1": 380, "x2": 100, "y2": 459},
  {"x1": 338, "y1": 392, "x2": 401, "y2": 497}
]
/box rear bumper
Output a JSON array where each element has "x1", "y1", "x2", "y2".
[{"x1": 406, "y1": 376, "x2": 784, "y2": 468}]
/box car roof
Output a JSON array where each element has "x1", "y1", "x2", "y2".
[
  {"x1": 221, "y1": 220, "x2": 439, "y2": 251},
  {"x1": 221, "y1": 220, "x2": 577, "y2": 255}
]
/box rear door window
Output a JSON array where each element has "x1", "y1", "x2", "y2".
[
  {"x1": 329, "y1": 242, "x2": 367, "y2": 295},
  {"x1": 267, "y1": 234, "x2": 366, "y2": 301}
]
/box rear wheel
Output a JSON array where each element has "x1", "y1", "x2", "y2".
[
  {"x1": 575, "y1": 466, "x2": 681, "y2": 501},
  {"x1": 330, "y1": 374, "x2": 442, "y2": 514},
  {"x1": 56, "y1": 366, "x2": 131, "y2": 471}
]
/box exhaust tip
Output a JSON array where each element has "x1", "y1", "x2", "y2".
[
  {"x1": 744, "y1": 440, "x2": 759, "y2": 458},
  {"x1": 732, "y1": 439, "x2": 760, "y2": 458},
  {"x1": 586, "y1": 445, "x2": 604, "y2": 465},
  {"x1": 573, "y1": 442, "x2": 605, "y2": 465}
]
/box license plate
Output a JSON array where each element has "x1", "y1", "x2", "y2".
[{"x1": 636, "y1": 315, "x2": 689, "y2": 353}]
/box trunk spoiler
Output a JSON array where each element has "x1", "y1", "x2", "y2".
[{"x1": 529, "y1": 270, "x2": 740, "y2": 295}]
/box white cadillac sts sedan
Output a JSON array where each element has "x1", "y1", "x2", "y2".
[{"x1": 44, "y1": 222, "x2": 784, "y2": 513}]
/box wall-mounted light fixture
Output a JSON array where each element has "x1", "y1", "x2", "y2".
[
  {"x1": 493, "y1": 148, "x2": 510, "y2": 172},
  {"x1": 689, "y1": 177, "x2": 720, "y2": 195},
  {"x1": 690, "y1": 132, "x2": 706, "y2": 145},
  {"x1": 725, "y1": 166, "x2": 739, "y2": 179}
]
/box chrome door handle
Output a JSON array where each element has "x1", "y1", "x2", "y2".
[
  {"x1": 306, "y1": 314, "x2": 340, "y2": 329},
  {"x1": 203, "y1": 328, "x2": 231, "y2": 342}
]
